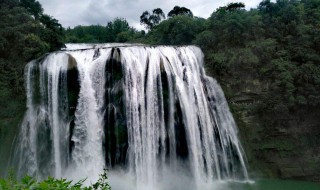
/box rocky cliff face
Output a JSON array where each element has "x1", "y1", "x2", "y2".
[{"x1": 216, "y1": 74, "x2": 320, "y2": 182}]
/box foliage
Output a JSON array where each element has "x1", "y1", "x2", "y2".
[
  {"x1": 140, "y1": 8, "x2": 166, "y2": 30},
  {"x1": 0, "y1": 170, "x2": 111, "y2": 190},
  {"x1": 226, "y1": 2, "x2": 246, "y2": 12},
  {"x1": 65, "y1": 18, "x2": 144, "y2": 43},
  {"x1": 0, "y1": 0, "x2": 64, "y2": 90},
  {"x1": 167, "y1": 6, "x2": 193, "y2": 18},
  {"x1": 193, "y1": 0, "x2": 320, "y2": 117},
  {"x1": 145, "y1": 16, "x2": 206, "y2": 45},
  {"x1": 0, "y1": 0, "x2": 62, "y2": 118},
  {"x1": 39, "y1": 14, "x2": 64, "y2": 51},
  {"x1": 18, "y1": 0, "x2": 64, "y2": 50},
  {"x1": 19, "y1": 0, "x2": 43, "y2": 19},
  {"x1": 91, "y1": 169, "x2": 111, "y2": 190}
]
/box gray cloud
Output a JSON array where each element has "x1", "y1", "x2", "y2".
[{"x1": 38, "y1": 0, "x2": 262, "y2": 30}]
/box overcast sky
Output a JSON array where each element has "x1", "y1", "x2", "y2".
[{"x1": 38, "y1": 0, "x2": 263, "y2": 30}]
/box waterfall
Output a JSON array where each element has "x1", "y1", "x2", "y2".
[{"x1": 12, "y1": 44, "x2": 248, "y2": 189}]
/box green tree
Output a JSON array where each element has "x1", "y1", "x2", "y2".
[
  {"x1": 140, "y1": 8, "x2": 166, "y2": 30},
  {"x1": 65, "y1": 18, "x2": 142, "y2": 43},
  {"x1": 19, "y1": 0, "x2": 43, "y2": 19},
  {"x1": 167, "y1": 6, "x2": 193, "y2": 18},
  {"x1": 39, "y1": 14, "x2": 64, "y2": 51},
  {"x1": 146, "y1": 16, "x2": 206, "y2": 45},
  {"x1": 226, "y1": 2, "x2": 245, "y2": 11}
]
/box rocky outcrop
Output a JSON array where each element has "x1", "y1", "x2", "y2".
[{"x1": 217, "y1": 75, "x2": 320, "y2": 182}]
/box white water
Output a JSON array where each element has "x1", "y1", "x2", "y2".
[{"x1": 12, "y1": 44, "x2": 249, "y2": 189}]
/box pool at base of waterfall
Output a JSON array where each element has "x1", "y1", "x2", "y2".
[
  {"x1": 108, "y1": 174, "x2": 320, "y2": 190},
  {"x1": 107, "y1": 169, "x2": 320, "y2": 190},
  {"x1": 225, "y1": 179, "x2": 320, "y2": 190}
]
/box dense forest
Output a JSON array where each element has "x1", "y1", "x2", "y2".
[{"x1": 1, "y1": 0, "x2": 320, "y2": 182}]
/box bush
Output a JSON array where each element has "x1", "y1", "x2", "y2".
[{"x1": 0, "y1": 170, "x2": 111, "y2": 190}]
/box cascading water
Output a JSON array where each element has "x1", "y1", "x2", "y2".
[{"x1": 11, "y1": 44, "x2": 249, "y2": 190}]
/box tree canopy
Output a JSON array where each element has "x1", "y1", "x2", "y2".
[
  {"x1": 226, "y1": 2, "x2": 245, "y2": 11},
  {"x1": 146, "y1": 16, "x2": 205, "y2": 45},
  {"x1": 193, "y1": 0, "x2": 320, "y2": 115},
  {"x1": 65, "y1": 18, "x2": 144, "y2": 43},
  {"x1": 140, "y1": 8, "x2": 166, "y2": 30},
  {"x1": 167, "y1": 6, "x2": 193, "y2": 17},
  {"x1": 19, "y1": 0, "x2": 43, "y2": 19}
]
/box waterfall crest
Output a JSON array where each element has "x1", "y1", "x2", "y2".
[{"x1": 12, "y1": 44, "x2": 248, "y2": 189}]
